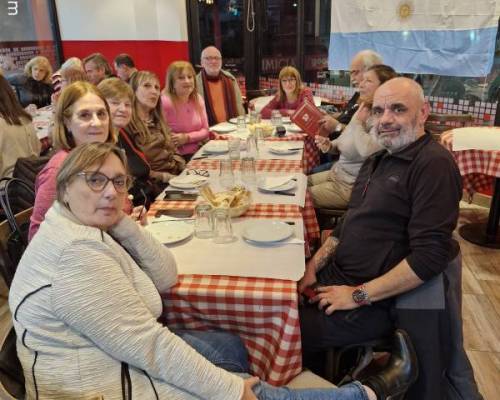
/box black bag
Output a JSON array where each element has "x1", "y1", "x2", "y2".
[
  {"x1": 10, "y1": 155, "x2": 50, "y2": 214},
  {"x1": 0, "y1": 178, "x2": 33, "y2": 287}
]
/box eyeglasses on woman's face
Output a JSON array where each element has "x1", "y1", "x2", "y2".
[{"x1": 76, "y1": 171, "x2": 133, "y2": 193}]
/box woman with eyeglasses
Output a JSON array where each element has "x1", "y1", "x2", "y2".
[
  {"x1": 11, "y1": 141, "x2": 412, "y2": 400},
  {"x1": 260, "y1": 66, "x2": 314, "y2": 119},
  {"x1": 28, "y1": 81, "x2": 116, "y2": 240},
  {"x1": 126, "y1": 70, "x2": 185, "y2": 184}
]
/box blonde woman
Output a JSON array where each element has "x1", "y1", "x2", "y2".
[
  {"x1": 29, "y1": 81, "x2": 116, "y2": 240},
  {"x1": 126, "y1": 70, "x2": 185, "y2": 183},
  {"x1": 261, "y1": 66, "x2": 313, "y2": 119},
  {"x1": 161, "y1": 61, "x2": 209, "y2": 159},
  {"x1": 8, "y1": 55, "x2": 53, "y2": 108}
]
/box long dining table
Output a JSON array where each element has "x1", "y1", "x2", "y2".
[{"x1": 147, "y1": 134, "x2": 320, "y2": 386}]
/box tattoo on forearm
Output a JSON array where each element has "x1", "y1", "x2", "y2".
[{"x1": 313, "y1": 237, "x2": 339, "y2": 273}]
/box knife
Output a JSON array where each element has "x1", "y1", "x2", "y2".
[{"x1": 271, "y1": 191, "x2": 296, "y2": 196}]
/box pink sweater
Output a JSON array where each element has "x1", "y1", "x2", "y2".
[
  {"x1": 29, "y1": 149, "x2": 69, "y2": 241},
  {"x1": 161, "y1": 94, "x2": 209, "y2": 155},
  {"x1": 261, "y1": 88, "x2": 314, "y2": 119}
]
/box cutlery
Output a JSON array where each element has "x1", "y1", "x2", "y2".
[
  {"x1": 191, "y1": 155, "x2": 209, "y2": 160},
  {"x1": 284, "y1": 221, "x2": 296, "y2": 225},
  {"x1": 271, "y1": 191, "x2": 295, "y2": 196}
]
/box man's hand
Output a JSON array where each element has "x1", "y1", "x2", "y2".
[
  {"x1": 313, "y1": 285, "x2": 359, "y2": 315},
  {"x1": 318, "y1": 115, "x2": 340, "y2": 136},
  {"x1": 298, "y1": 261, "x2": 317, "y2": 293}
]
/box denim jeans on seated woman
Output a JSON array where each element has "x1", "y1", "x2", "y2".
[{"x1": 176, "y1": 330, "x2": 370, "y2": 400}]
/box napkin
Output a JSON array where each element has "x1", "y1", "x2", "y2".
[
  {"x1": 452, "y1": 127, "x2": 500, "y2": 151},
  {"x1": 260, "y1": 175, "x2": 295, "y2": 190}
]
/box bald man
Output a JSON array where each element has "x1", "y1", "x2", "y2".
[
  {"x1": 196, "y1": 46, "x2": 245, "y2": 125},
  {"x1": 299, "y1": 78, "x2": 481, "y2": 399}
]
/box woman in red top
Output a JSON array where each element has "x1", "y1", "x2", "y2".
[{"x1": 261, "y1": 66, "x2": 313, "y2": 119}]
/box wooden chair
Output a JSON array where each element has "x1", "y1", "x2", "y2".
[
  {"x1": 0, "y1": 321, "x2": 24, "y2": 400},
  {"x1": 0, "y1": 208, "x2": 32, "y2": 288},
  {"x1": 425, "y1": 113, "x2": 474, "y2": 140}
]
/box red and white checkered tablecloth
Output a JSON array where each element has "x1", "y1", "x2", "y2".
[
  {"x1": 160, "y1": 275, "x2": 301, "y2": 386},
  {"x1": 453, "y1": 149, "x2": 500, "y2": 197},
  {"x1": 209, "y1": 132, "x2": 320, "y2": 173},
  {"x1": 148, "y1": 145, "x2": 322, "y2": 385}
]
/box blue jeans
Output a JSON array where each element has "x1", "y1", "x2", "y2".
[{"x1": 176, "y1": 330, "x2": 369, "y2": 400}]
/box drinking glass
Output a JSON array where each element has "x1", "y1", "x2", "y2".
[
  {"x1": 194, "y1": 203, "x2": 214, "y2": 238},
  {"x1": 246, "y1": 134, "x2": 258, "y2": 159},
  {"x1": 271, "y1": 110, "x2": 282, "y2": 126},
  {"x1": 213, "y1": 208, "x2": 235, "y2": 244},
  {"x1": 249, "y1": 111, "x2": 261, "y2": 125},
  {"x1": 240, "y1": 157, "x2": 256, "y2": 188},
  {"x1": 228, "y1": 137, "x2": 241, "y2": 160},
  {"x1": 254, "y1": 127, "x2": 264, "y2": 150},
  {"x1": 219, "y1": 159, "x2": 235, "y2": 189},
  {"x1": 236, "y1": 115, "x2": 247, "y2": 132}
]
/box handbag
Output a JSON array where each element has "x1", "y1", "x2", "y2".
[
  {"x1": 0, "y1": 178, "x2": 33, "y2": 287},
  {"x1": 11, "y1": 155, "x2": 50, "y2": 213}
]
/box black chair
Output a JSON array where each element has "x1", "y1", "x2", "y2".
[
  {"x1": 315, "y1": 208, "x2": 346, "y2": 230},
  {"x1": 0, "y1": 321, "x2": 25, "y2": 399}
]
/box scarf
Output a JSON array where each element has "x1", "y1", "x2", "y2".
[{"x1": 200, "y1": 69, "x2": 239, "y2": 125}]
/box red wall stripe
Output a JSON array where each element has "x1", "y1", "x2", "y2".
[{"x1": 61, "y1": 40, "x2": 189, "y2": 86}]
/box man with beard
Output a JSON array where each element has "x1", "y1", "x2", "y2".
[
  {"x1": 299, "y1": 78, "x2": 481, "y2": 399},
  {"x1": 196, "y1": 46, "x2": 245, "y2": 125}
]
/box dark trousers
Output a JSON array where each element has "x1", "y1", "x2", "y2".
[{"x1": 299, "y1": 301, "x2": 393, "y2": 375}]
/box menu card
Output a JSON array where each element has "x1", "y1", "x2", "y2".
[{"x1": 290, "y1": 101, "x2": 323, "y2": 137}]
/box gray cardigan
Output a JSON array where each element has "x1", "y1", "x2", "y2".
[{"x1": 9, "y1": 202, "x2": 244, "y2": 399}]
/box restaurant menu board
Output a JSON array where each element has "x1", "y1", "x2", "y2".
[{"x1": 291, "y1": 101, "x2": 323, "y2": 137}]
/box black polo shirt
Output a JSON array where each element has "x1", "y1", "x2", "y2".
[{"x1": 318, "y1": 133, "x2": 462, "y2": 286}]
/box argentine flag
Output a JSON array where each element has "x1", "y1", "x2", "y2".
[{"x1": 328, "y1": 0, "x2": 499, "y2": 77}]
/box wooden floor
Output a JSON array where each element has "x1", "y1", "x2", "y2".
[{"x1": 0, "y1": 202, "x2": 498, "y2": 398}]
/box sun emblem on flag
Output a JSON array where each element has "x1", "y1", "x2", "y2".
[{"x1": 397, "y1": 1, "x2": 413, "y2": 21}]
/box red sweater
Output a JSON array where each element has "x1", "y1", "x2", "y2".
[{"x1": 261, "y1": 88, "x2": 314, "y2": 119}]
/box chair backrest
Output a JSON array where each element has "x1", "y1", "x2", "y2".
[
  {"x1": 424, "y1": 113, "x2": 474, "y2": 139},
  {"x1": 0, "y1": 208, "x2": 32, "y2": 288},
  {"x1": 0, "y1": 321, "x2": 24, "y2": 399}
]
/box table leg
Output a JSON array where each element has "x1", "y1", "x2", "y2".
[{"x1": 459, "y1": 177, "x2": 500, "y2": 248}]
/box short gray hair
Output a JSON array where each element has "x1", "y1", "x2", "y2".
[{"x1": 355, "y1": 50, "x2": 384, "y2": 71}]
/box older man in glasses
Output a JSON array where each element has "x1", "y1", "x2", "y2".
[{"x1": 196, "y1": 46, "x2": 245, "y2": 125}]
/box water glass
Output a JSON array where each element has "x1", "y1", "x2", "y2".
[
  {"x1": 194, "y1": 203, "x2": 214, "y2": 238},
  {"x1": 240, "y1": 157, "x2": 257, "y2": 188},
  {"x1": 246, "y1": 134, "x2": 258, "y2": 159},
  {"x1": 236, "y1": 115, "x2": 247, "y2": 132},
  {"x1": 213, "y1": 208, "x2": 235, "y2": 244},
  {"x1": 254, "y1": 127, "x2": 264, "y2": 150},
  {"x1": 228, "y1": 137, "x2": 241, "y2": 160},
  {"x1": 271, "y1": 110, "x2": 282, "y2": 126},
  {"x1": 219, "y1": 159, "x2": 235, "y2": 189},
  {"x1": 249, "y1": 111, "x2": 261, "y2": 125}
]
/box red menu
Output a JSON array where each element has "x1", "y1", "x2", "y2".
[{"x1": 290, "y1": 101, "x2": 323, "y2": 137}]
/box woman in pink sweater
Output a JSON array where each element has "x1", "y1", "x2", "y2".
[
  {"x1": 29, "y1": 81, "x2": 116, "y2": 240},
  {"x1": 161, "y1": 61, "x2": 209, "y2": 159},
  {"x1": 261, "y1": 66, "x2": 314, "y2": 119}
]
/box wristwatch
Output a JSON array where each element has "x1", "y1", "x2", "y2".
[{"x1": 352, "y1": 284, "x2": 371, "y2": 306}]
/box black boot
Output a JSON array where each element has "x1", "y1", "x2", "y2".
[{"x1": 362, "y1": 329, "x2": 418, "y2": 400}]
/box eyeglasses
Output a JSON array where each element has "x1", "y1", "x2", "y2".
[
  {"x1": 187, "y1": 169, "x2": 210, "y2": 177},
  {"x1": 281, "y1": 78, "x2": 296, "y2": 84},
  {"x1": 202, "y1": 56, "x2": 222, "y2": 61},
  {"x1": 76, "y1": 172, "x2": 133, "y2": 193}
]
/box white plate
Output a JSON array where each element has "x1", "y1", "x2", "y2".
[
  {"x1": 268, "y1": 144, "x2": 301, "y2": 155},
  {"x1": 169, "y1": 175, "x2": 209, "y2": 189},
  {"x1": 145, "y1": 221, "x2": 193, "y2": 244},
  {"x1": 242, "y1": 220, "x2": 293, "y2": 243},
  {"x1": 286, "y1": 124, "x2": 303, "y2": 133},
  {"x1": 203, "y1": 142, "x2": 229, "y2": 154},
  {"x1": 257, "y1": 177, "x2": 296, "y2": 192},
  {"x1": 229, "y1": 116, "x2": 250, "y2": 124},
  {"x1": 210, "y1": 123, "x2": 237, "y2": 133}
]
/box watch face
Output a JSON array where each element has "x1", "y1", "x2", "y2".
[{"x1": 352, "y1": 288, "x2": 368, "y2": 304}]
